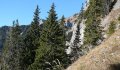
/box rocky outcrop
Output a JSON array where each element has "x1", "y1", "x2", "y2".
[{"x1": 101, "y1": 0, "x2": 120, "y2": 38}]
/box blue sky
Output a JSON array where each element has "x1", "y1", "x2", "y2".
[{"x1": 0, "y1": 0, "x2": 84, "y2": 26}]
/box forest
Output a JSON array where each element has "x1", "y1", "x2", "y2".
[{"x1": 0, "y1": 0, "x2": 119, "y2": 70}]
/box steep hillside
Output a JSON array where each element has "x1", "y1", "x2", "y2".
[
  {"x1": 66, "y1": 0, "x2": 120, "y2": 70},
  {"x1": 66, "y1": 29, "x2": 120, "y2": 70},
  {"x1": 101, "y1": 0, "x2": 120, "y2": 38}
]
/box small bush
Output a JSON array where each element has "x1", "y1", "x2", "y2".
[
  {"x1": 108, "y1": 21, "x2": 116, "y2": 35},
  {"x1": 118, "y1": 16, "x2": 120, "y2": 21}
]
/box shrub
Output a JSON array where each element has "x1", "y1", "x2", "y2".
[
  {"x1": 108, "y1": 21, "x2": 116, "y2": 35},
  {"x1": 118, "y1": 16, "x2": 120, "y2": 21}
]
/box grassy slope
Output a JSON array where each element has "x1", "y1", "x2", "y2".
[{"x1": 66, "y1": 29, "x2": 120, "y2": 70}]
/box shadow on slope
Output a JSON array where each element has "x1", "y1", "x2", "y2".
[{"x1": 109, "y1": 63, "x2": 120, "y2": 70}]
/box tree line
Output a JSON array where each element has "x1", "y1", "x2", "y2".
[
  {"x1": 1, "y1": 0, "x2": 117, "y2": 70},
  {"x1": 1, "y1": 3, "x2": 71, "y2": 70}
]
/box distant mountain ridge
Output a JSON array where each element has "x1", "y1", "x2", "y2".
[
  {"x1": 0, "y1": 25, "x2": 29, "y2": 52},
  {"x1": 0, "y1": 26, "x2": 10, "y2": 49},
  {"x1": 0, "y1": 17, "x2": 74, "y2": 54}
]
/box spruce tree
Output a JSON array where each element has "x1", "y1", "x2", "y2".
[
  {"x1": 84, "y1": 0, "x2": 103, "y2": 51},
  {"x1": 60, "y1": 15, "x2": 67, "y2": 41},
  {"x1": 2, "y1": 20, "x2": 23, "y2": 70},
  {"x1": 71, "y1": 23, "x2": 81, "y2": 61},
  {"x1": 22, "y1": 5, "x2": 41, "y2": 69},
  {"x1": 60, "y1": 15, "x2": 65, "y2": 28},
  {"x1": 69, "y1": 3, "x2": 84, "y2": 62},
  {"x1": 29, "y1": 3, "x2": 71, "y2": 70}
]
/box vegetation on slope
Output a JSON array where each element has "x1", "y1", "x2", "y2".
[
  {"x1": 28, "y1": 4, "x2": 71, "y2": 70},
  {"x1": 83, "y1": 0, "x2": 104, "y2": 48},
  {"x1": 0, "y1": 25, "x2": 28, "y2": 53},
  {"x1": 107, "y1": 21, "x2": 116, "y2": 35},
  {"x1": 0, "y1": 0, "x2": 119, "y2": 70},
  {"x1": 1, "y1": 3, "x2": 71, "y2": 70},
  {"x1": 2, "y1": 20, "x2": 23, "y2": 70},
  {"x1": 79, "y1": 0, "x2": 117, "y2": 54},
  {"x1": 66, "y1": 29, "x2": 120, "y2": 70}
]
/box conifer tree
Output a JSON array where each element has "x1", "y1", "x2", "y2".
[
  {"x1": 71, "y1": 23, "x2": 81, "y2": 61},
  {"x1": 84, "y1": 0, "x2": 103, "y2": 51},
  {"x1": 69, "y1": 3, "x2": 84, "y2": 61},
  {"x1": 2, "y1": 20, "x2": 23, "y2": 70},
  {"x1": 29, "y1": 3, "x2": 71, "y2": 70},
  {"x1": 60, "y1": 15, "x2": 65, "y2": 28},
  {"x1": 60, "y1": 15, "x2": 67, "y2": 40},
  {"x1": 22, "y1": 5, "x2": 41, "y2": 69}
]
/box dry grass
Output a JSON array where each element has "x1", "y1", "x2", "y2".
[{"x1": 66, "y1": 29, "x2": 120, "y2": 70}]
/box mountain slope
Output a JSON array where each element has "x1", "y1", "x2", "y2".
[
  {"x1": 101, "y1": 0, "x2": 120, "y2": 38},
  {"x1": 66, "y1": 29, "x2": 120, "y2": 70}
]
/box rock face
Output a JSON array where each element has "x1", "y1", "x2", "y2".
[
  {"x1": 65, "y1": 18, "x2": 86, "y2": 55},
  {"x1": 101, "y1": 0, "x2": 120, "y2": 29},
  {"x1": 66, "y1": 29, "x2": 120, "y2": 70},
  {"x1": 101, "y1": 0, "x2": 120, "y2": 38},
  {"x1": 65, "y1": 0, "x2": 88, "y2": 55}
]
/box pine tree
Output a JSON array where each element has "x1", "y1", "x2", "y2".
[
  {"x1": 22, "y1": 5, "x2": 41, "y2": 69},
  {"x1": 29, "y1": 3, "x2": 71, "y2": 70},
  {"x1": 2, "y1": 20, "x2": 23, "y2": 70}
]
